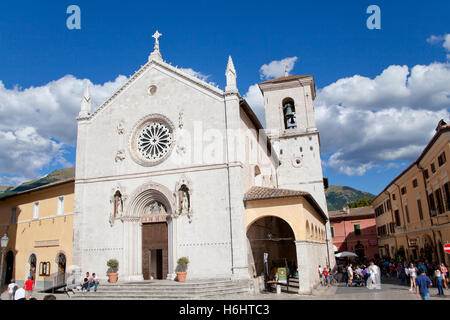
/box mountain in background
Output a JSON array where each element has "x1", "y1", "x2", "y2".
[
  {"x1": 0, "y1": 168, "x2": 75, "y2": 199},
  {"x1": 325, "y1": 185, "x2": 375, "y2": 211}
]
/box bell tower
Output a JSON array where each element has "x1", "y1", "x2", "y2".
[
  {"x1": 258, "y1": 75, "x2": 326, "y2": 211},
  {"x1": 259, "y1": 74, "x2": 335, "y2": 270}
]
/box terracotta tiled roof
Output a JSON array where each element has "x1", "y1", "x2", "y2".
[
  {"x1": 0, "y1": 178, "x2": 75, "y2": 202},
  {"x1": 259, "y1": 75, "x2": 312, "y2": 85},
  {"x1": 244, "y1": 186, "x2": 308, "y2": 201},
  {"x1": 244, "y1": 186, "x2": 328, "y2": 221},
  {"x1": 329, "y1": 206, "x2": 375, "y2": 220}
]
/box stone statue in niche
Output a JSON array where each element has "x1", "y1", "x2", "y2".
[
  {"x1": 174, "y1": 178, "x2": 193, "y2": 222},
  {"x1": 181, "y1": 187, "x2": 190, "y2": 212},
  {"x1": 110, "y1": 190, "x2": 124, "y2": 226}
]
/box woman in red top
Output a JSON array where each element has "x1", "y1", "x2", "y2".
[
  {"x1": 24, "y1": 276, "x2": 34, "y2": 300},
  {"x1": 323, "y1": 269, "x2": 330, "y2": 286}
]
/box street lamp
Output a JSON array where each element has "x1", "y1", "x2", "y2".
[{"x1": 0, "y1": 234, "x2": 9, "y2": 288}]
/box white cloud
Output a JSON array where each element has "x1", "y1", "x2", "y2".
[
  {"x1": 427, "y1": 35, "x2": 445, "y2": 44},
  {"x1": 243, "y1": 57, "x2": 300, "y2": 127},
  {"x1": 318, "y1": 63, "x2": 450, "y2": 110},
  {"x1": 427, "y1": 34, "x2": 450, "y2": 60},
  {"x1": 0, "y1": 75, "x2": 127, "y2": 184},
  {"x1": 316, "y1": 62, "x2": 450, "y2": 176},
  {"x1": 180, "y1": 68, "x2": 210, "y2": 82},
  {"x1": 260, "y1": 57, "x2": 298, "y2": 80},
  {"x1": 244, "y1": 84, "x2": 265, "y2": 125}
]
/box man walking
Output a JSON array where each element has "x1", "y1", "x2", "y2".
[
  {"x1": 347, "y1": 264, "x2": 353, "y2": 287},
  {"x1": 415, "y1": 269, "x2": 432, "y2": 300},
  {"x1": 5, "y1": 280, "x2": 17, "y2": 300}
]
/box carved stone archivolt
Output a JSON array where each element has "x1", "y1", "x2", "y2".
[
  {"x1": 124, "y1": 181, "x2": 176, "y2": 223},
  {"x1": 174, "y1": 176, "x2": 193, "y2": 223}
]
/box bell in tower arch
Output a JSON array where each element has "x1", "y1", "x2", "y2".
[{"x1": 283, "y1": 100, "x2": 297, "y2": 129}]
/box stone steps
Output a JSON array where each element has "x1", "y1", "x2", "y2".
[{"x1": 71, "y1": 280, "x2": 251, "y2": 300}]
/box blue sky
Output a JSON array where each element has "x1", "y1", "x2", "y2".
[{"x1": 0, "y1": 0, "x2": 449, "y2": 195}]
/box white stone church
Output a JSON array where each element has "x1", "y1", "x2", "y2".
[{"x1": 72, "y1": 31, "x2": 334, "y2": 294}]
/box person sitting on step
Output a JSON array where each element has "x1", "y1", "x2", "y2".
[{"x1": 87, "y1": 273, "x2": 99, "y2": 292}]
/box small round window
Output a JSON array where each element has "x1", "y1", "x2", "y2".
[{"x1": 148, "y1": 85, "x2": 157, "y2": 95}]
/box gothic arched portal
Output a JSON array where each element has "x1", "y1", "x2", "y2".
[{"x1": 122, "y1": 182, "x2": 175, "y2": 281}]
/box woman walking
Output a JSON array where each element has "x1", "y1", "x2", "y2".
[
  {"x1": 440, "y1": 263, "x2": 448, "y2": 289},
  {"x1": 435, "y1": 267, "x2": 445, "y2": 296},
  {"x1": 408, "y1": 263, "x2": 417, "y2": 292}
]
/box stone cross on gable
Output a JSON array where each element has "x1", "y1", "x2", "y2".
[
  {"x1": 149, "y1": 30, "x2": 163, "y2": 61},
  {"x1": 153, "y1": 30, "x2": 162, "y2": 51}
]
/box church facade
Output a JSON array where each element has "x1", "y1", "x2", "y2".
[{"x1": 71, "y1": 31, "x2": 334, "y2": 294}]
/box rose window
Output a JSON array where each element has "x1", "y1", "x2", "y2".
[{"x1": 137, "y1": 122, "x2": 173, "y2": 161}]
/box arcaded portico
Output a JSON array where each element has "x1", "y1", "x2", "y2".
[{"x1": 244, "y1": 186, "x2": 330, "y2": 294}]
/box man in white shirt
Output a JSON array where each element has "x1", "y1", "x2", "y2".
[
  {"x1": 14, "y1": 287, "x2": 26, "y2": 300},
  {"x1": 318, "y1": 265, "x2": 323, "y2": 284},
  {"x1": 347, "y1": 264, "x2": 354, "y2": 287},
  {"x1": 88, "y1": 273, "x2": 100, "y2": 292},
  {"x1": 6, "y1": 280, "x2": 18, "y2": 300}
]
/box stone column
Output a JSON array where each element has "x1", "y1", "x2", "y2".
[
  {"x1": 295, "y1": 241, "x2": 313, "y2": 294},
  {"x1": 167, "y1": 216, "x2": 177, "y2": 280},
  {"x1": 122, "y1": 220, "x2": 143, "y2": 281}
]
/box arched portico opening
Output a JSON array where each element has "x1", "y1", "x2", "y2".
[{"x1": 247, "y1": 216, "x2": 297, "y2": 279}]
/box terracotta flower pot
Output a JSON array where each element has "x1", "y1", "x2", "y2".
[
  {"x1": 176, "y1": 272, "x2": 187, "y2": 282},
  {"x1": 107, "y1": 273, "x2": 118, "y2": 283}
]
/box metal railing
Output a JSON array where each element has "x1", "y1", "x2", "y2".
[{"x1": 43, "y1": 271, "x2": 67, "y2": 292}]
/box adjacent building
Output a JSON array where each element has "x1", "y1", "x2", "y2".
[
  {"x1": 0, "y1": 179, "x2": 74, "y2": 289},
  {"x1": 329, "y1": 206, "x2": 378, "y2": 260},
  {"x1": 372, "y1": 120, "x2": 450, "y2": 265}
]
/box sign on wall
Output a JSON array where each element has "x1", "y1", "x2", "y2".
[
  {"x1": 444, "y1": 243, "x2": 450, "y2": 254},
  {"x1": 277, "y1": 268, "x2": 287, "y2": 284}
]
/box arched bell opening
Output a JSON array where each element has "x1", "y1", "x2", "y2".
[{"x1": 282, "y1": 98, "x2": 297, "y2": 130}]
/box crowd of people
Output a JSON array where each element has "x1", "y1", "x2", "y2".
[
  {"x1": 3, "y1": 277, "x2": 56, "y2": 300},
  {"x1": 320, "y1": 261, "x2": 382, "y2": 289},
  {"x1": 379, "y1": 259, "x2": 448, "y2": 299},
  {"x1": 329, "y1": 256, "x2": 449, "y2": 300},
  {"x1": 3, "y1": 270, "x2": 101, "y2": 300}
]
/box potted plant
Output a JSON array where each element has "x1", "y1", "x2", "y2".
[
  {"x1": 176, "y1": 257, "x2": 189, "y2": 282},
  {"x1": 106, "y1": 259, "x2": 119, "y2": 283}
]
